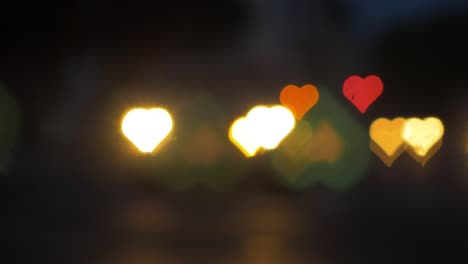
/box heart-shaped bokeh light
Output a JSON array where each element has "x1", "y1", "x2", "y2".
[
  {"x1": 402, "y1": 117, "x2": 444, "y2": 166},
  {"x1": 122, "y1": 108, "x2": 173, "y2": 153},
  {"x1": 229, "y1": 117, "x2": 261, "y2": 157},
  {"x1": 280, "y1": 84, "x2": 319, "y2": 120},
  {"x1": 343, "y1": 75, "x2": 383, "y2": 113},
  {"x1": 229, "y1": 105, "x2": 295, "y2": 157},
  {"x1": 369, "y1": 117, "x2": 407, "y2": 166}
]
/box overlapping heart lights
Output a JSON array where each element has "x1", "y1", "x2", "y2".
[
  {"x1": 122, "y1": 108, "x2": 173, "y2": 153},
  {"x1": 343, "y1": 75, "x2": 383, "y2": 113},
  {"x1": 229, "y1": 105, "x2": 296, "y2": 158},
  {"x1": 272, "y1": 87, "x2": 370, "y2": 190},
  {"x1": 117, "y1": 74, "x2": 447, "y2": 192},
  {"x1": 370, "y1": 117, "x2": 444, "y2": 166}
]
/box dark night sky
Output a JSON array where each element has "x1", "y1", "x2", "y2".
[{"x1": 1, "y1": 1, "x2": 468, "y2": 263}]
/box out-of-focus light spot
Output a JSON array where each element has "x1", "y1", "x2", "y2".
[
  {"x1": 402, "y1": 117, "x2": 444, "y2": 166},
  {"x1": 270, "y1": 120, "x2": 343, "y2": 183},
  {"x1": 369, "y1": 117, "x2": 407, "y2": 166},
  {"x1": 278, "y1": 120, "x2": 314, "y2": 160},
  {"x1": 229, "y1": 117, "x2": 260, "y2": 157},
  {"x1": 122, "y1": 108, "x2": 173, "y2": 153},
  {"x1": 269, "y1": 120, "x2": 314, "y2": 181},
  {"x1": 280, "y1": 84, "x2": 319, "y2": 120},
  {"x1": 342, "y1": 75, "x2": 383, "y2": 113},
  {"x1": 260, "y1": 106, "x2": 296, "y2": 149},
  {"x1": 229, "y1": 105, "x2": 295, "y2": 158},
  {"x1": 304, "y1": 121, "x2": 343, "y2": 163}
]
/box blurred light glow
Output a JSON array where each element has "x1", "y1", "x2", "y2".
[
  {"x1": 466, "y1": 130, "x2": 468, "y2": 154},
  {"x1": 369, "y1": 117, "x2": 407, "y2": 166},
  {"x1": 229, "y1": 105, "x2": 295, "y2": 157},
  {"x1": 279, "y1": 120, "x2": 314, "y2": 159},
  {"x1": 122, "y1": 108, "x2": 173, "y2": 153},
  {"x1": 403, "y1": 117, "x2": 444, "y2": 166},
  {"x1": 305, "y1": 121, "x2": 343, "y2": 163}
]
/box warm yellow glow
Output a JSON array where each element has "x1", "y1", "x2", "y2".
[
  {"x1": 229, "y1": 105, "x2": 296, "y2": 157},
  {"x1": 370, "y1": 117, "x2": 406, "y2": 156},
  {"x1": 279, "y1": 120, "x2": 314, "y2": 159},
  {"x1": 305, "y1": 121, "x2": 343, "y2": 163},
  {"x1": 253, "y1": 105, "x2": 296, "y2": 150},
  {"x1": 403, "y1": 117, "x2": 444, "y2": 157},
  {"x1": 466, "y1": 132, "x2": 468, "y2": 154},
  {"x1": 122, "y1": 108, "x2": 173, "y2": 153},
  {"x1": 369, "y1": 117, "x2": 407, "y2": 166},
  {"x1": 229, "y1": 117, "x2": 261, "y2": 157}
]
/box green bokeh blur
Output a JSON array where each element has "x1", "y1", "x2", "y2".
[
  {"x1": 0, "y1": 82, "x2": 19, "y2": 173},
  {"x1": 149, "y1": 93, "x2": 248, "y2": 192},
  {"x1": 269, "y1": 87, "x2": 371, "y2": 191}
]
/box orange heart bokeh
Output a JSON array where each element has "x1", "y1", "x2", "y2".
[{"x1": 280, "y1": 84, "x2": 319, "y2": 120}]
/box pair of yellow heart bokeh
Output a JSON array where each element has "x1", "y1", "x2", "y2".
[
  {"x1": 121, "y1": 105, "x2": 297, "y2": 156},
  {"x1": 229, "y1": 84, "x2": 322, "y2": 157},
  {"x1": 228, "y1": 105, "x2": 296, "y2": 158},
  {"x1": 370, "y1": 117, "x2": 444, "y2": 166}
]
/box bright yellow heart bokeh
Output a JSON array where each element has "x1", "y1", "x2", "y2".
[
  {"x1": 229, "y1": 117, "x2": 261, "y2": 157},
  {"x1": 229, "y1": 105, "x2": 296, "y2": 158},
  {"x1": 122, "y1": 108, "x2": 173, "y2": 153},
  {"x1": 402, "y1": 117, "x2": 444, "y2": 166},
  {"x1": 369, "y1": 117, "x2": 407, "y2": 166}
]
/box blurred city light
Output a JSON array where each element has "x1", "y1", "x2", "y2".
[
  {"x1": 305, "y1": 121, "x2": 343, "y2": 163},
  {"x1": 121, "y1": 108, "x2": 173, "y2": 153},
  {"x1": 402, "y1": 117, "x2": 444, "y2": 166},
  {"x1": 229, "y1": 105, "x2": 295, "y2": 158}
]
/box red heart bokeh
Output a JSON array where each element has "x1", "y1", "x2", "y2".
[{"x1": 342, "y1": 75, "x2": 383, "y2": 114}]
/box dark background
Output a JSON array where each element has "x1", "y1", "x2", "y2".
[{"x1": 1, "y1": 0, "x2": 468, "y2": 263}]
